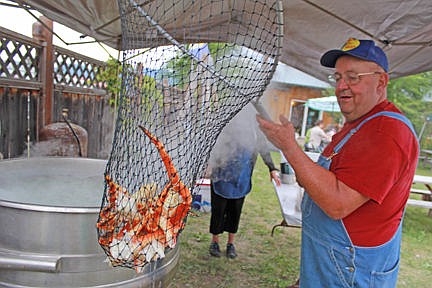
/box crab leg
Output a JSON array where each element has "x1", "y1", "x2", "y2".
[
  {"x1": 138, "y1": 125, "x2": 192, "y2": 234},
  {"x1": 138, "y1": 125, "x2": 180, "y2": 185}
]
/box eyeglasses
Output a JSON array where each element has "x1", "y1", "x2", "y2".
[{"x1": 328, "y1": 71, "x2": 382, "y2": 86}]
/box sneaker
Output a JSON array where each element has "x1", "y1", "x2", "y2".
[
  {"x1": 209, "y1": 242, "x2": 221, "y2": 257},
  {"x1": 226, "y1": 243, "x2": 237, "y2": 259}
]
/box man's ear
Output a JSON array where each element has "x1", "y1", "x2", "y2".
[{"x1": 377, "y1": 72, "x2": 389, "y2": 94}]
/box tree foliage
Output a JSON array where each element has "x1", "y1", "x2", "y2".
[
  {"x1": 98, "y1": 56, "x2": 164, "y2": 111},
  {"x1": 164, "y1": 42, "x2": 238, "y2": 90},
  {"x1": 97, "y1": 56, "x2": 122, "y2": 106},
  {"x1": 164, "y1": 45, "x2": 192, "y2": 89},
  {"x1": 387, "y1": 71, "x2": 432, "y2": 149}
]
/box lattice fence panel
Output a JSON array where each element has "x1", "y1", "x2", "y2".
[
  {"x1": 0, "y1": 37, "x2": 40, "y2": 81},
  {"x1": 53, "y1": 49, "x2": 106, "y2": 89}
]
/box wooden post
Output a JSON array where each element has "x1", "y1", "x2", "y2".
[{"x1": 32, "y1": 16, "x2": 54, "y2": 126}]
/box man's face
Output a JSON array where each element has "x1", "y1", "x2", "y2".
[{"x1": 334, "y1": 56, "x2": 388, "y2": 122}]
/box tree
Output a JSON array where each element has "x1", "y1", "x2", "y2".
[
  {"x1": 387, "y1": 71, "x2": 432, "y2": 148},
  {"x1": 97, "y1": 56, "x2": 122, "y2": 106}
]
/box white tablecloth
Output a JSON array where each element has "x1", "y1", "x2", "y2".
[
  {"x1": 273, "y1": 151, "x2": 318, "y2": 227},
  {"x1": 273, "y1": 180, "x2": 303, "y2": 227}
]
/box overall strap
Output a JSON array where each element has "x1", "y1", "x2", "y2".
[{"x1": 332, "y1": 111, "x2": 417, "y2": 156}]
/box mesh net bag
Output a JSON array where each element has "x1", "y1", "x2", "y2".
[{"x1": 97, "y1": 0, "x2": 283, "y2": 272}]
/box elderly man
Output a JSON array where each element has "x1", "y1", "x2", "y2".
[{"x1": 257, "y1": 38, "x2": 418, "y2": 287}]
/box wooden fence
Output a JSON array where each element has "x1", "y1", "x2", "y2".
[{"x1": 0, "y1": 22, "x2": 115, "y2": 159}]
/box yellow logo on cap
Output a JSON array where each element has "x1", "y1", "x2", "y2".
[{"x1": 341, "y1": 38, "x2": 360, "y2": 51}]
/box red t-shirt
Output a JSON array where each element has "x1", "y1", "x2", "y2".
[{"x1": 321, "y1": 100, "x2": 419, "y2": 246}]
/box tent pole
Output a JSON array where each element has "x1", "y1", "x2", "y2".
[{"x1": 301, "y1": 105, "x2": 308, "y2": 137}]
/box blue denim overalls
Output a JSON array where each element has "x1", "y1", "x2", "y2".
[{"x1": 300, "y1": 111, "x2": 417, "y2": 288}]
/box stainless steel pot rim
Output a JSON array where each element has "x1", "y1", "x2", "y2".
[{"x1": 0, "y1": 199, "x2": 100, "y2": 213}]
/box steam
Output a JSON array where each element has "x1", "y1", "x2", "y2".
[{"x1": 208, "y1": 103, "x2": 267, "y2": 175}]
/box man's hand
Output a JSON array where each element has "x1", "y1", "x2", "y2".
[
  {"x1": 256, "y1": 115, "x2": 297, "y2": 155},
  {"x1": 270, "y1": 170, "x2": 281, "y2": 186}
]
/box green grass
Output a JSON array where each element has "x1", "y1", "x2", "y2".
[
  {"x1": 169, "y1": 154, "x2": 432, "y2": 288},
  {"x1": 398, "y1": 165, "x2": 432, "y2": 287}
]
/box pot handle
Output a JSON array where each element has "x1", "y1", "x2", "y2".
[{"x1": 0, "y1": 251, "x2": 59, "y2": 272}]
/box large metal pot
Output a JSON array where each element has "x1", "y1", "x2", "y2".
[{"x1": 0, "y1": 157, "x2": 179, "y2": 287}]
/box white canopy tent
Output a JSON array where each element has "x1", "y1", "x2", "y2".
[
  {"x1": 306, "y1": 96, "x2": 340, "y2": 113},
  {"x1": 300, "y1": 96, "x2": 341, "y2": 137},
  {"x1": 6, "y1": 0, "x2": 432, "y2": 83}
]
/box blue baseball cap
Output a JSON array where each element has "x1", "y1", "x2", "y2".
[{"x1": 320, "y1": 38, "x2": 388, "y2": 72}]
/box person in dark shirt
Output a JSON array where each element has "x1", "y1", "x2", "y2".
[{"x1": 207, "y1": 104, "x2": 280, "y2": 258}]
